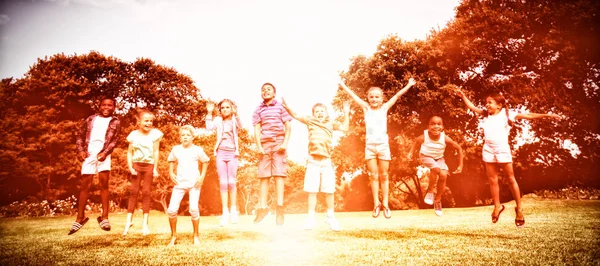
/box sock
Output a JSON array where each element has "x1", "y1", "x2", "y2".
[
  {"x1": 230, "y1": 206, "x2": 237, "y2": 214},
  {"x1": 327, "y1": 209, "x2": 334, "y2": 218},
  {"x1": 222, "y1": 208, "x2": 229, "y2": 215},
  {"x1": 308, "y1": 210, "x2": 316, "y2": 218}
]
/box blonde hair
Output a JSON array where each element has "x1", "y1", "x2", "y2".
[
  {"x1": 179, "y1": 125, "x2": 197, "y2": 138},
  {"x1": 367, "y1": 86, "x2": 383, "y2": 94}
]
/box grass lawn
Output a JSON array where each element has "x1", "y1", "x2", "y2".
[{"x1": 1, "y1": 198, "x2": 599, "y2": 265}]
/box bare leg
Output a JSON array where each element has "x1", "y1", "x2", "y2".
[
  {"x1": 485, "y1": 163, "x2": 502, "y2": 215},
  {"x1": 221, "y1": 191, "x2": 229, "y2": 214},
  {"x1": 366, "y1": 159, "x2": 379, "y2": 207},
  {"x1": 501, "y1": 163, "x2": 524, "y2": 220},
  {"x1": 307, "y1": 193, "x2": 317, "y2": 214},
  {"x1": 427, "y1": 168, "x2": 440, "y2": 194},
  {"x1": 275, "y1": 177, "x2": 285, "y2": 206},
  {"x1": 98, "y1": 171, "x2": 110, "y2": 220},
  {"x1": 192, "y1": 218, "x2": 200, "y2": 245},
  {"x1": 325, "y1": 193, "x2": 335, "y2": 213},
  {"x1": 379, "y1": 159, "x2": 390, "y2": 208},
  {"x1": 259, "y1": 178, "x2": 269, "y2": 208},
  {"x1": 76, "y1": 174, "x2": 93, "y2": 223},
  {"x1": 168, "y1": 217, "x2": 177, "y2": 246},
  {"x1": 434, "y1": 170, "x2": 448, "y2": 201}
]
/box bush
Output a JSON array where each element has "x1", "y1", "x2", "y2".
[{"x1": 533, "y1": 186, "x2": 600, "y2": 200}]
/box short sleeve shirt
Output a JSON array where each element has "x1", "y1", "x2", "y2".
[
  {"x1": 306, "y1": 117, "x2": 334, "y2": 158},
  {"x1": 168, "y1": 144, "x2": 210, "y2": 188},
  {"x1": 126, "y1": 128, "x2": 163, "y2": 164},
  {"x1": 252, "y1": 100, "x2": 292, "y2": 143}
]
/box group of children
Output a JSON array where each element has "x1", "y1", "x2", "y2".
[{"x1": 68, "y1": 78, "x2": 560, "y2": 244}]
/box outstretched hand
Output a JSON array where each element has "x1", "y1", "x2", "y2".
[
  {"x1": 206, "y1": 101, "x2": 215, "y2": 113},
  {"x1": 548, "y1": 114, "x2": 561, "y2": 120},
  {"x1": 407, "y1": 78, "x2": 416, "y2": 86},
  {"x1": 452, "y1": 166, "x2": 463, "y2": 174}
]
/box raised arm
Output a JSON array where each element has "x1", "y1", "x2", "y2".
[
  {"x1": 454, "y1": 87, "x2": 484, "y2": 115},
  {"x1": 445, "y1": 135, "x2": 463, "y2": 174},
  {"x1": 281, "y1": 97, "x2": 309, "y2": 124},
  {"x1": 338, "y1": 79, "x2": 369, "y2": 109},
  {"x1": 515, "y1": 113, "x2": 561, "y2": 120},
  {"x1": 408, "y1": 135, "x2": 424, "y2": 161},
  {"x1": 205, "y1": 102, "x2": 216, "y2": 130},
  {"x1": 382, "y1": 78, "x2": 416, "y2": 109}
]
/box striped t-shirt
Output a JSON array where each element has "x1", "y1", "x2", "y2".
[
  {"x1": 306, "y1": 117, "x2": 335, "y2": 158},
  {"x1": 252, "y1": 99, "x2": 292, "y2": 143}
]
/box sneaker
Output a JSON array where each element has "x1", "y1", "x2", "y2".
[
  {"x1": 276, "y1": 205, "x2": 285, "y2": 226},
  {"x1": 424, "y1": 192, "x2": 434, "y2": 205},
  {"x1": 304, "y1": 217, "x2": 316, "y2": 230},
  {"x1": 372, "y1": 204, "x2": 381, "y2": 218},
  {"x1": 434, "y1": 201, "x2": 443, "y2": 216},
  {"x1": 230, "y1": 211, "x2": 239, "y2": 224},
  {"x1": 253, "y1": 208, "x2": 269, "y2": 224},
  {"x1": 219, "y1": 213, "x2": 229, "y2": 227},
  {"x1": 382, "y1": 206, "x2": 392, "y2": 219},
  {"x1": 325, "y1": 216, "x2": 340, "y2": 232}
]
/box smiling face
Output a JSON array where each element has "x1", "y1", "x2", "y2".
[
  {"x1": 485, "y1": 97, "x2": 503, "y2": 115},
  {"x1": 219, "y1": 101, "x2": 233, "y2": 118},
  {"x1": 261, "y1": 84, "x2": 276, "y2": 102},
  {"x1": 139, "y1": 113, "x2": 154, "y2": 133},
  {"x1": 99, "y1": 99, "x2": 116, "y2": 118},
  {"x1": 367, "y1": 87, "x2": 384, "y2": 108},
  {"x1": 312, "y1": 105, "x2": 328, "y2": 122},
  {"x1": 427, "y1": 116, "x2": 444, "y2": 137}
]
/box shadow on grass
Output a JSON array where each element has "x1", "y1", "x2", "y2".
[{"x1": 322, "y1": 228, "x2": 520, "y2": 241}]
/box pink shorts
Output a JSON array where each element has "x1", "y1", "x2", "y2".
[
  {"x1": 482, "y1": 143, "x2": 513, "y2": 163},
  {"x1": 257, "y1": 142, "x2": 288, "y2": 178},
  {"x1": 419, "y1": 154, "x2": 448, "y2": 170}
]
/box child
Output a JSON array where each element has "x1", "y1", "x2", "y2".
[
  {"x1": 205, "y1": 100, "x2": 242, "y2": 227},
  {"x1": 281, "y1": 98, "x2": 350, "y2": 231},
  {"x1": 339, "y1": 78, "x2": 416, "y2": 218},
  {"x1": 454, "y1": 88, "x2": 560, "y2": 227},
  {"x1": 123, "y1": 109, "x2": 163, "y2": 236},
  {"x1": 166, "y1": 125, "x2": 209, "y2": 246},
  {"x1": 69, "y1": 97, "x2": 121, "y2": 235},
  {"x1": 408, "y1": 116, "x2": 463, "y2": 216},
  {"x1": 252, "y1": 82, "x2": 293, "y2": 226}
]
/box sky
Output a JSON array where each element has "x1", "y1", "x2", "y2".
[{"x1": 0, "y1": 0, "x2": 461, "y2": 162}]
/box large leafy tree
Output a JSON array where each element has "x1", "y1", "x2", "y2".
[{"x1": 334, "y1": 0, "x2": 599, "y2": 208}]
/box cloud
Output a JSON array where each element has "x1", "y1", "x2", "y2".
[{"x1": 0, "y1": 15, "x2": 9, "y2": 25}]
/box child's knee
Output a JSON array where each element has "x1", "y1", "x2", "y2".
[
  {"x1": 189, "y1": 207, "x2": 200, "y2": 219},
  {"x1": 167, "y1": 208, "x2": 178, "y2": 218},
  {"x1": 369, "y1": 172, "x2": 379, "y2": 181},
  {"x1": 228, "y1": 181, "x2": 237, "y2": 191},
  {"x1": 380, "y1": 172, "x2": 389, "y2": 181}
]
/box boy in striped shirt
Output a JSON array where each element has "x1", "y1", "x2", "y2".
[
  {"x1": 282, "y1": 98, "x2": 350, "y2": 231},
  {"x1": 252, "y1": 83, "x2": 293, "y2": 226}
]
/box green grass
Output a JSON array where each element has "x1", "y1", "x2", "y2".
[{"x1": 1, "y1": 198, "x2": 599, "y2": 265}]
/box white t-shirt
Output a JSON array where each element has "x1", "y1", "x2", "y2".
[
  {"x1": 364, "y1": 107, "x2": 389, "y2": 144},
  {"x1": 481, "y1": 109, "x2": 517, "y2": 147},
  {"x1": 420, "y1": 130, "x2": 446, "y2": 159},
  {"x1": 168, "y1": 144, "x2": 210, "y2": 188},
  {"x1": 126, "y1": 128, "x2": 163, "y2": 164},
  {"x1": 88, "y1": 116, "x2": 112, "y2": 154}
]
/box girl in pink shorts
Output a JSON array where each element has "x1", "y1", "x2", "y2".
[{"x1": 455, "y1": 89, "x2": 560, "y2": 227}]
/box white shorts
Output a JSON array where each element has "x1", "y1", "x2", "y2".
[
  {"x1": 482, "y1": 143, "x2": 513, "y2": 163},
  {"x1": 81, "y1": 154, "x2": 111, "y2": 175},
  {"x1": 365, "y1": 143, "x2": 391, "y2": 161},
  {"x1": 419, "y1": 154, "x2": 449, "y2": 170},
  {"x1": 304, "y1": 156, "x2": 336, "y2": 194}
]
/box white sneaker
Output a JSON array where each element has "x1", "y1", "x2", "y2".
[
  {"x1": 434, "y1": 201, "x2": 443, "y2": 216},
  {"x1": 424, "y1": 192, "x2": 434, "y2": 205},
  {"x1": 230, "y1": 211, "x2": 239, "y2": 224},
  {"x1": 219, "y1": 213, "x2": 229, "y2": 227},
  {"x1": 325, "y1": 216, "x2": 340, "y2": 232},
  {"x1": 304, "y1": 217, "x2": 316, "y2": 230}
]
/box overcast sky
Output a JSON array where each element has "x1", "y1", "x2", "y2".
[{"x1": 0, "y1": 0, "x2": 460, "y2": 161}]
